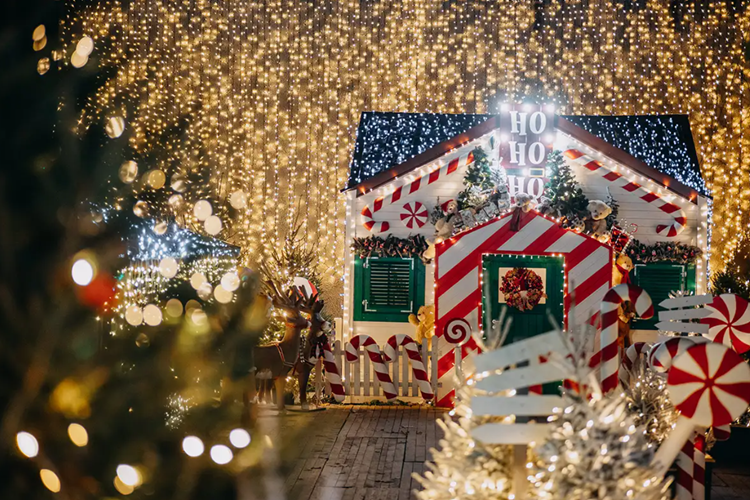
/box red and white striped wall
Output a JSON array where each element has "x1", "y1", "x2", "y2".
[{"x1": 433, "y1": 210, "x2": 613, "y2": 407}]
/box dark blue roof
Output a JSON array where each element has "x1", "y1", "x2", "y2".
[{"x1": 347, "y1": 112, "x2": 708, "y2": 197}]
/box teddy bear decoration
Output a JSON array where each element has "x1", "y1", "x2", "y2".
[
  {"x1": 583, "y1": 200, "x2": 612, "y2": 242},
  {"x1": 408, "y1": 305, "x2": 435, "y2": 348}
]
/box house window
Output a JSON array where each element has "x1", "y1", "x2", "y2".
[
  {"x1": 632, "y1": 262, "x2": 696, "y2": 330},
  {"x1": 353, "y1": 256, "x2": 425, "y2": 322}
]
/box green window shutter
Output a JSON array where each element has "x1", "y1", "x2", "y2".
[
  {"x1": 353, "y1": 257, "x2": 425, "y2": 322},
  {"x1": 632, "y1": 263, "x2": 694, "y2": 330}
]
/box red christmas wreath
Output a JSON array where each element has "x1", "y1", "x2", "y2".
[{"x1": 500, "y1": 267, "x2": 547, "y2": 311}]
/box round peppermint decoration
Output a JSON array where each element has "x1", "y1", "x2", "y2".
[
  {"x1": 444, "y1": 318, "x2": 471, "y2": 345},
  {"x1": 668, "y1": 342, "x2": 750, "y2": 427},
  {"x1": 701, "y1": 294, "x2": 750, "y2": 354},
  {"x1": 400, "y1": 202, "x2": 428, "y2": 229}
]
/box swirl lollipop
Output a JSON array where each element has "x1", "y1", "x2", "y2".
[
  {"x1": 444, "y1": 318, "x2": 471, "y2": 345},
  {"x1": 652, "y1": 342, "x2": 750, "y2": 471},
  {"x1": 701, "y1": 293, "x2": 750, "y2": 354}
]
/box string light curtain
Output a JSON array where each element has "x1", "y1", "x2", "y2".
[{"x1": 55, "y1": 1, "x2": 750, "y2": 306}]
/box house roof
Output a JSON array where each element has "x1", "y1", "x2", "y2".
[{"x1": 346, "y1": 112, "x2": 708, "y2": 200}]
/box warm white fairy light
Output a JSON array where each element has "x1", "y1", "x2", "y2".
[{"x1": 45, "y1": 1, "x2": 747, "y2": 312}]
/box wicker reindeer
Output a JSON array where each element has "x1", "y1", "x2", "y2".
[
  {"x1": 251, "y1": 282, "x2": 310, "y2": 411},
  {"x1": 296, "y1": 291, "x2": 330, "y2": 410}
]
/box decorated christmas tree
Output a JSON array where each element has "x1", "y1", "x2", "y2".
[
  {"x1": 457, "y1": 147, "x2": 494, "y2": 210},
  {"x1": 544, "y1": 150, "x2": 589, "y2": 221}
]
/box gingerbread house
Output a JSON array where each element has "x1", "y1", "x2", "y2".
[{"x1": 342, "y1": 108, "x2": 710, "y2": 406}]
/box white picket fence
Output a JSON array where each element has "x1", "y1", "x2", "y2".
[{"x1": 314, "y1": 339, "x2": 441, "y2": 403}]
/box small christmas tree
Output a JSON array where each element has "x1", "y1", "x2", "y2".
[
  {"x1": 544, "y1": 150, "x2": 589, "y2": 221},
  {"x1": 457, "y1": 147, "x2": 494, "y2": 210},
  {"x1": 605, "y1": 188, "x2": 619, "y2": 230},
  {"x1": 413, "y1": 386, "x2": 513, "y2": 500}
]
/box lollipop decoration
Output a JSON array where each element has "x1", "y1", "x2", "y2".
[
  {"x1": 701, "y1": 293, "x2": 750, "y2": 354},
  {"x1": 647, "y1": 336, "x2": 709, "y2": 373},
  {"x1": 652, "y1": 342, "x2": 750, "y2": 472},
  {"x1": 400, "y1": 202, "x2": 428, "y2": 229},
  {"x1": 443, "y1": 318, "x2": 471, "y2": 345}
]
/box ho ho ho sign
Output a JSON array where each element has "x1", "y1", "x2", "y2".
[{"x1": 492, "y1": 103, "x2": 556, "y2": 202}]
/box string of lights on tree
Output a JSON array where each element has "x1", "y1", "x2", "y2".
[{"x1": 37, "y1": 0, "x2": 750, "y2": 305}]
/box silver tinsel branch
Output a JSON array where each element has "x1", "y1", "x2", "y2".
[
  {"x1": 622, "y1": 358, "x2": 678, "y2": 446},
  {"x1": 528, "y1": 392, "x2": 671, "y2": 500},
  {"x1": 412, "y1": 385, "x2": 513, "y2": 500}
]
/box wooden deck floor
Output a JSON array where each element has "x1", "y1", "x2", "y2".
[{"x1": 275, "y1": 405, "x2": 749, "y2": 500}]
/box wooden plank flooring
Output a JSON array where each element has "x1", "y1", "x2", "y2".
[
  {"x1": 276, "y1": 406, "x2": 440, "y2": 500},
  {"x1": 273, "y1": 405, "x2": 748, "y2": 500}
]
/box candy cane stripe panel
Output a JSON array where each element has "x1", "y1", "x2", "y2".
[
  {"x1": 564, "y1": 148, "x2": 688, "y2": 237},
  {"x1": 361, "y1": 152, "x2": 474, "y2": 233},
  {"x1": 434, "y1": 211, "x2": 612, "y2": 407}
]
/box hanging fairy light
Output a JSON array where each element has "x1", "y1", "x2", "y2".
[{"x1": 47, "y1": 0, "x2": 750, "y2": 281}]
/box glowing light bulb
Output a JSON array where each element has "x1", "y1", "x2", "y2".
[
  {"x1": 210, "y1": 445, "x2": 233, "y2": 464},
  {"x1": 229, "y1": 429, "x2": 251, "y2": 448},
  {"x1": 182, "y1": 436, "x2": 204, "y2": 457},
  {"x1": 71, "y1": 259, "x2": 94, "y2": 286},
  {"x1": 16, "y1": 432, "x2": 39, "y2": 458}
]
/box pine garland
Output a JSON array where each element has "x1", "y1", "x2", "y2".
[
  {"x1": 625, "y1": 239, "x2": 702, "y2": 264},
  {"x1": 352, "y1": 234, "x2": 429, "y2": 259}
]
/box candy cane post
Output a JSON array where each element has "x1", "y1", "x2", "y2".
[
  {"x1": 619, "y1": 341, "x2": 650, "y2": 385},
  {"x1": 322, "y1": 342, "x2": 345, "y2": 402},
  {"x1": 647, "y1": 336, "x2": 710, "y2": 373},
  {"x1": 564, "y1": 149, "x2": 687, "y2": 237},
  {"x1": 692, "y1": 432, "x2": 706, "y2": 500},
  {"x1": 345, "y1": 334, "x2": 397, "y2": 400},
  {"x1": 701, "y1": 293, "x2": 750, "y2": 354},
  {"x1": 652, "y1": 342, "x2": 750, "y2": 473},
  {"x1": 361, "y1": 151, "x2": 474, "y2": 233},
  {"x1": 675, "y1": 435, "x2": 695, "y2": 500},
  {"x1": 382, "y1": 334, "x2": 434, "y2": 400},
  {"x1": 599, "y1": 284, "x2": 654, "y2": 393}
]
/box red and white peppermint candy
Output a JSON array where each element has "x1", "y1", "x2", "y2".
[
  {"x1": 701, "y1": 294, "x2": 750, "y2": 354},
  {"x1": 383, "y1": 334, "x2": 433, "y2": 400},
  {"x1": 444, "y1": 318, "x2": 471, "y2": 345},
  {"x1": 668, "y1": 342, "x2": 750, "y2": 426},
  {"x1": 322, "y1": 341, "x2": 345, "y2": 402},
  {"x1": 400, "y1": 202, "x2": 428, "y2": 229},
  {"x1": 648, "y1": 336, "x2": 710, "y2": 373},
  {"x1": 653, "y1": 342, "x2": 750, "y2": 471},
  {"x1": 345, "y1": 334, "x2": 397, "y2": 400}
]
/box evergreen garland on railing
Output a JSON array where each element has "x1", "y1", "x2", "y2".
[{"x1": 352, "y1": 235, "x2": 429, "y2": 259}]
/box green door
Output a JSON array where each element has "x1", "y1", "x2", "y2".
[{"x1": 482, "y1": 254, "x2": 565, "y2": 345}]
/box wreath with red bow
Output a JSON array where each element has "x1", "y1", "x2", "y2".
[{"x1": 500, "y1": 267, "x2": 547, "y2": 311}]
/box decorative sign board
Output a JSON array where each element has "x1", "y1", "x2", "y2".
[{"x1": 491, "y1": 103, "x2": 556, "y2": 202}]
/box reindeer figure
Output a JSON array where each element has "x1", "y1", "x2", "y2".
[
  {"x1": 296, "y1": 291, "x2": 330, "y2": 410},
  {"x1": 250, "y1": 282, "x2": 309, "y2": 411}
]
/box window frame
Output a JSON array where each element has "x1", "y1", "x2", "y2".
[{"x1": 353, "y1": 256, "x2": 425, "y2": 322}]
